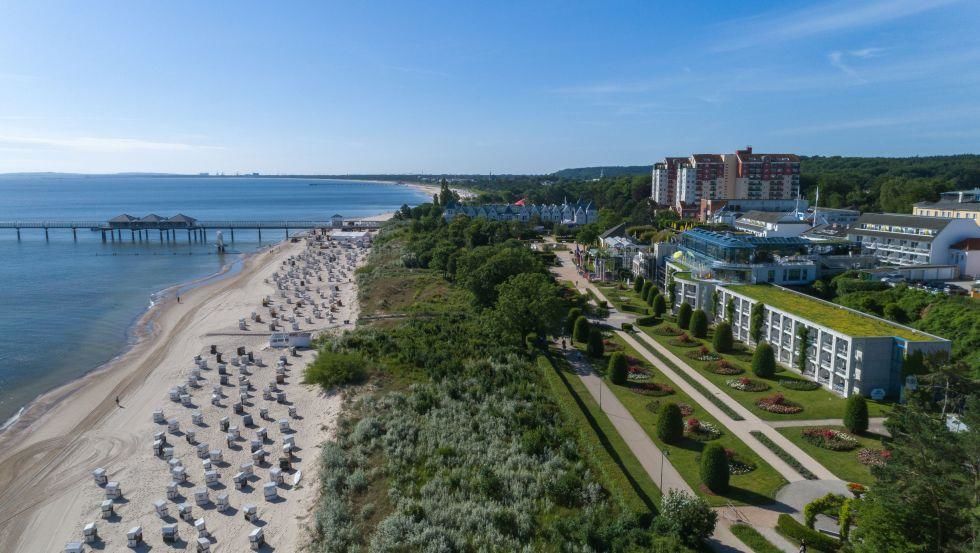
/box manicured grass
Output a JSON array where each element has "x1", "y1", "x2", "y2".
[
  {"x1": 579, "y1": 334, "x2": 787, "y2": 507},
  {"x1": 730, "y1": 524, "x2": 783, "y2": 553},
  {"x1": 776, "y1": 426, "x2": 886, "y2": 485},
  {"x1": 536, "y1": 353, "x2": 662, "y2": 515}
]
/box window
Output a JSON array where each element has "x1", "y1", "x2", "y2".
[{"x1": 767, "y1": 270, "x2": 775, "y2": 282}]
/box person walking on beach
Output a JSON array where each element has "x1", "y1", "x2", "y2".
[
  {"x1": 115, "y1": 395, "x2": 120, "y2": 407},
  {"x1": 177, "y1": 295, "x2": 181, "y2": 304}
]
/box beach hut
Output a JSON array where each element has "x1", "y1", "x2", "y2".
[
  {"x1": 269, "y1": 467, "x2": 283, "y2": 484},
  {"x1": 154, "y1": 431, "x2": 167, "y2": 444},
  {"x1": 194, "y1": 517, "x2": 209, "y2": 538},
  {"x1": 288, "y1": 406, "x2": 297, "y2": 418},
  {"x1": 242, "y1": 413, "x2": 253, "y2": 427},
  {"x1": 233, "y1": 472, "x2": 246, "y2": 490},
  {"x1": 243, "y1": 504, "x2": 258, "y2": 522},
  {"x1": 172, "y1": 466, "x2": 187, "y2": 483},
  {"x1": 167, "y1": 481, "x2": 179, "y2": 500},
  {"x1": 256, "y1": 427, "x2": 268, "y2": 442},
  {"x1": 278, "y1": 419, "x2": 290, "y2": 433},
  {"x1": 169, "y1": 388, "x2": 180, "y2": 402},
  {"x1": 277, "y1": 391, "x2": 287, "y2": 404},
  {"x1": 253, "y1": 448, "x2": 268, "y2": 464},
  {"x1": 194, "y1": 487, "x2": 209, "y2": 506},
  {"x1": 162, "y1": 524, "x2": 179, "y2": 544},
  {"x1": 192, "y1": 412, "x2": 204, "y2": 425},
  {"x1": 92, "y1": 468, "x2": 107, "y2": 487},
  {"x1": 205, "y1": 470, "x2": 219, "y2": 486},
  {"x1": 83, "y1": 522, "x2": 98, "y2": 544},
  {"x1": 64, "y1": 542, "x2": 84, "y2": 553},
  {"x1": 219, "y1": 417, "x2": 229, "y2": 432},
  {"x1": 196, "y1": 443, "x2": 209, "y2": 459},
  {"x1": 263, "y1": 481, "x2": 278, "y2": 501},
  {"x1": 259, "y1": 407, "x2": 269, "y2": 420},
  {"x1": 229, "y1": 425, "x2": 240, "y2": 440},
  {"x1": 241, "y1": 461, "x2": 254, "y2": 476},
  {"x1": 196, "y1": 537, "x2": 211, "y2": 552},
  {"x1": 168, "y1": 419, "x2": 180, "y2": 434},
  {"x1": 178, "y1": 503, "x2": 193, "y2": 522},
  {"x1": 216, "y1": 492, "x2": 230, "y2": 512},
  {"x1": 153, "y1": 409, "x2": 165, "y2": 423},
  {"x1": 153, "y1": 499, "x2": 169, "y2": 518},
  {"x1": 126, "y1": 526, "x2": 143, "y2": 548},
  {"x1": 284, "y1": 435, "x2": 296, "y2": 447},
  {"x1": 202, "y1": 459, "x2": 212, "y2": 471},
  {"x1": 163, "y1": 446, "x2": 174, "y2": 459},
  {"x1": 105, "y1": 481, "x2": 121, "y2": 500},
  {"x1": 100, "y1": 500, "x2": 113, "y2": 519},
  {"x1": 249, "y1": 527, "x2": 265, "y2": 550},
  {"x1": 209, "y1": 449, "x2": 223, "y2": 463},
  {"x1": 186, "y1": 430, "x2": 196, "y2": 444}
]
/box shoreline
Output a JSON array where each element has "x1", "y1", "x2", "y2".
[{"x1": 0, "y1": 225, "x2": 376, "y2": 550}]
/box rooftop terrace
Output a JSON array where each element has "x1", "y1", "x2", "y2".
[{"x1": 725, "y1": 284, "x2": 938, "y2": 341}]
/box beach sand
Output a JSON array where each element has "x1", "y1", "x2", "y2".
[{"x1": 0, "y1": 228, "x2": 374, "y2": 552}]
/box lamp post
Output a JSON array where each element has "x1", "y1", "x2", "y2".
[{"x1": 660, "y1": 447, "x2": 670, "y2": 491}]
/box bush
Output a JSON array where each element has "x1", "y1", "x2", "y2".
[
  {"x1": 525, "y1": 332, "x2": 540, "y2": 350},
  {"x1": 641, "y1": 281, "x2": 653, "y2": 301},
  {"x1": 804, "y1": 493, "x2": 846, "y2": 529},
  {"x1": 752, "y1": 342, "x2": 776, "y2": 379},
  {"x1": 633, "y1": 275, "x2": 645, "y2": 294},
  {"x1": 586, "y1": 326, "x2": 605, "y2": 358},
  {"x1": 565, "y1": 307, "x2": 582, "y2": 336},
  {"x1": 608, "y1": 352, "x2": 628, "y2": 385},
  {"x1": 780, "y1": 378, "x2": 820, "y2": 391},
  {"x1": 689, "y1": 309, "x2": 708, "y2": 338},
  {"x1": 677, "y1": 302, "x2": 692, "y2": 329},
  {"x1": 700, "y1": 443, "x2": 730, "y2": 493},
  {"x1": 652, "y1": 295, "x2": 667, "y2": 317},
  {"x1": 713, "y1": 322, "x2": 733, "y2": 353},
  {"x1": 621, "y1": 322, "x2": 634, "y2": 332},
  {"x1": 635, "y1": 315, "x2": 657, "y2": 327},
  {"x1": 750, "y1": 303, "x2": 764, "y2": 343},
  {"x1": 573, "y1": 315, "x2": 590, "y2": 343},
  {"x1": 657, "y1": 402, "x2": 684, "y2": 444},
  {"x1": 304, "y1": 349, "x2": 368, "y2": 389},
  {"x1": 659, "y1": 489, "x2": 717, "y2": 548},
  {"x1": 843, "y1": 394, "x2": 869, "y2": 434},
  {"x1": 646, "y1": 289, "x2": 659, "y2": 307},
  {"x1": 776, "y1": 514, "x2": 841, "y2": 552}
]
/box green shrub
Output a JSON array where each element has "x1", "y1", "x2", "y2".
[
  {"x1": 565, "y1": 307, "x2": 582, "y2": 336},
  {"x1": 586, "y1": 326, "x2": 605, "y2": 358},
  {"x1": 730, "y1": 524, "x2": 782, "y2": 553},
  {"x1": 633, "y1": 275, "x2": 645, "y2": 294},
  {"x1": 699, "y1": 443, "x2": 730, "y2": 493},
  {"x1": 641, "y1": 281, "x2": 653, "y2": 301},
  {"x1": 303, "y1": 350, "x2": 368, "y2": 389},
  {"x1": 713, "y1": 322, "x2": 733, "y2": 353},
  {"x1": 776, "y1": 514, "x2": 840, "y2": 552},
  {"x1": 843, "y1": 394, "x2": 869, "y2": 434},
  {"x1": 653, "y1": 295, "x2": 667, "y2": 318},
  {"x1": 525, "y1": 332, "x2": 540, "y2": 350},
  {"x1": 804, "y1": 493, "x2": 846, "y2": 529},
  {"x1": 677, "y1": 302, "x2": 692, "y2": 329},
  {"x1": 646, "y1": 289, "x2": 658, "y2": 307},
  {"x1": 621, "y1": 322, "x2": 634, "y2": 332},
  {"x1": 725, "y1": 298, "x2": 735, "y2": 324},
  {"x1": 659, "y1": 489, "x2": 717, "y2": 548},
  {"x1": 635, "y1": 315, "x2": 657, "y2": 327},
  {"x1": 609, "y1": 352, "x2": 628, "y2": 385},
  {"x1": 750, "y1": 303, "x2": 764, "y2": 343},
  {"x1": 689, "y1": 309, "x2": 708, "y2": 338},
  {"x1": 573, "y1": 315, "x2": 590, "y2": 343},
  {"x1": 752, "y1": 343, "x2": 776, "y2": 379},
  {"x1": 657, "y1": 402, "x2": 684, "y2": 444}
]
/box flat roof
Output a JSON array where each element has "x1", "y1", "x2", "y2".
[{"x1": 724, "y1": 284, "x2": 939, "y2": 341}]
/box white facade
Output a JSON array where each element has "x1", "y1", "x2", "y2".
[
  {"x1": 848, "y1": 214, "x2": 980, "y2": 267},
  {"x1": 675, "y1": 163, "x2": 698, "y2": 206},
  {"x1": 652, "y1": 164, "x2": 669, "y2": 205}
]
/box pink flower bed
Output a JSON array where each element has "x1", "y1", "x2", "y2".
[{"x1": 756, "y1": 393, "x2": 803, "y2": 414}]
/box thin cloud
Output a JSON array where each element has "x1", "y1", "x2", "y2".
[
  {"x1": 772, "y1": 107, "x2": 980, "y2": 135},
  {"x1": 0, "y1": 135, "x2": 224, "y2": 153},
  {"x1": 712, "y1": 0, "x2": 961, "y2": 51}
]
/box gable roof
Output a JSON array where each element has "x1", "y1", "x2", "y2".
[
  {"x1": 951, "y1": 238, "x2": 980, "y2": 251},
  {"x1": 168, "y1": 213, "x2": 197, "y2": 224},
  {"x1": 108, "y1": 213, "x2": 138, "y2": 223},
  {"x1": 141, "y1": 213, "x2": 165, "y2": 222},
  {"x1": 600, "y1": 222, "x2": 628, "y2": 239}
]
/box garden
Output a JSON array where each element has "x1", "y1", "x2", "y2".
[{"x1": 777, "y1": 425, "x2": 887, "y2": 485}]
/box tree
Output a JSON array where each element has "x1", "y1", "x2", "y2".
[
  {"x1": 752, "y1": 342, "x2": 776, "y2": 379},
  {"x1": 667, "y1": 278, "x2": 676, "y2": 305},
  {"x1": 641, "y1": 281, "x2": 653, "y2": 301},
  {"x1": 653, "y1": 295, "x2": 667, "y2": 318},
  {"x1": 749, "y1": 303, "x2": 765, "y2": 343},
  {"x1": 689, "y1": 309, "x2": 708, "y2": 338},
  {"x1": 459, "y1": 246, "x2": 543, "y2": 307},
  {"x1": 493, "y1": 273, "x2": 563, "y2": 342},
  {"x1": 633, "y1": 275, "x2": 645, "y2": 294},
  {"x1": 796, "y1": 325, "x2": 810, "y2": 373},
  {"x1": 883, "y1": 302, "x2": 905, "y2": 323},
  {"x1": 657, "y1": 402, "x2": 684, "y2": 444},
  {"x1": 564, "y1": 308, "x2": 582, "y2": 336},
  {"x1": 438, "y1": 178, "x2": 458, "y2": 206},
  {"x1": 659, "y1": 489, "x2": 718, "y2": 548},
  {"x1": 573, "y1": 316, "x2": 590, "y2": 343},
  {"x1": 713, "y1": 322, "x2": 733, "y2": 353},
  {"x1": 725, "y1": 298, "x2": 735, "y2": 325},
  {"x1": 677, "y1": 302, "x2": 692, "y2": 330},
  {"x1": 843, "y1": 394, "x2": 869, "y2": 434},
  {"x1": 586, "y1": 326, "x2": 605, "y2": 358},
  {"x1": 646, "y1": 288, "x2": 659, "y2": 307},
  {"x1": 851, "y1": 402, "x2": 974, "y2": 552},
  {"x1": 700, "y1": 443, "x2": 730, "y2": 493},
  {"x1": 609, "y1": 352, "x2": 628, "y2": 385},
  {"x1": 710, "y1": 290, "x2": 720, "y2": 319}
]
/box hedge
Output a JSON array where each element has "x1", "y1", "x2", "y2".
[
  {"x1": 776, "y1": 514, "x2": 840, "y2": 552},
  {"x1": 635, "y1": 315, "x2": 658, "y2": 327},
  {"x1": 749, "y1": 431, "x2": 817, "y2": 480},
  {"x1": 621, "y1": 322, "x2": 634, "y2": 332}
]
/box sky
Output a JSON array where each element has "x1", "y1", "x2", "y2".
[{"x1": 0, "y1": 0, "x2": 978, "y2": 174}]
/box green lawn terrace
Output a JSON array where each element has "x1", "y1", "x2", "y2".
[{"x1": 725, "y1": 284, "x2": 937, "y2": 342}]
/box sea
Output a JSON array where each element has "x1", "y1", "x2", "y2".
[{"x1": 0, "y1": 175, "x2": 427, "y2": 426}]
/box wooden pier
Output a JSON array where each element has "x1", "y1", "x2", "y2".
[{"x1": 0, "y1": 213, "x2": 382, "y2": 242}]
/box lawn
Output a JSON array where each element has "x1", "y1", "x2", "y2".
[
  {"x1": 730, "y1": 524, "x2": 783, "y2": 553},
  {"x1": 575, "y1": 332, "x2": 787, "y2": 507},
  {"x1": 776, "y1": 425, "x2": 887, "y2": 485},
  {"x1": 536, "y1": 353, "x2": 662, "y2": 515}
]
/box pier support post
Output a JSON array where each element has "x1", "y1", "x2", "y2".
[
  {"x1": 202, "y1": 228, "x2": 207, "y2": 241},
  {"x1": 101, "y1": 229, "x2": 106, "y2": 242},
  {"x1": 159, "y1": 230, "x2": 163, "y2": 242},
  {"x1": 16, "y1": 228, "x2": 21, "y2": 241},
  {"x1": 45, "y1": 227, "x2": 49, "y2": 241},
  {"x1": 131, "y1": 230, "x2": 135, "y2": 242},
  {"x1": 258, "y1": 228, "x2": 262, "y2": 241},
  {"x1": 187, "y1": 229, "x2": 191, "y2": 243},
  {"x1": 285, "y1": 228, "x2": 289, "y2": 238},
  {"x1": 72, "y1": 227, "x2": 77, "y2": 241},
  {"x1": 230, "y1": 228, "x2": 234, "y2": 242}
]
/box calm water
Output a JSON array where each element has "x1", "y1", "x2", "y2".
[{"x1": 0, "y1": 175, "x2": 426, "y2": 424}]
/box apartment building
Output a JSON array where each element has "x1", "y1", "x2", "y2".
[
  {"x1": 913, "y1": 188, "x2": 980, "y2": 225},
  {"x1": 847, "y1": 213, "x2": 980, "y2": 267},
  {"x1": 732, "y1": 146, "x2": 800, "y2": 200},
  {"x1": 717, "y1": 284, "x2": 950, "y2": 398},
  {"x1": 651, "y1": 157, "x2": 689, "y2": 206}
]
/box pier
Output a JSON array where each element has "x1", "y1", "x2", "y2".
[{"x1": 0, "y1": 213, "x2": 382, "y2": 242}]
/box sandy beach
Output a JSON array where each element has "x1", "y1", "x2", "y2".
[{"x1": 0, "y1": 227, "x2": 375, "y2": 552}]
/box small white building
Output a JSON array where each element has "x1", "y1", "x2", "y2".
[
  {"x1": 734, "y1": 211, "x2": 810, "y2": 238},
  {"x1": 949, "y1": 238, "x2": 980, "y2": 279},
  {"x1": 269, "y1": 332, "x2": 312, "y2": 349},
  {"x1": 329, "y1": 230, "x2": 371, "y2": 246}
]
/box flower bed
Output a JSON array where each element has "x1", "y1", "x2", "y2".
[
  {"x1": 725, "y1": 448, "x2": 757, "y2": 475},
  {"x1": 779, "y1": 379, "x2": 820, "y2": 391},
  {"x1": 686, "y1": 346, "x2": 720, "y2": 362},
  {"x1": 801, "y1": 428, "x2": 859, "y2": 451},
  {"x1": 668, "y1": 332, "x2": 700, "y2": 347},
  {"x1": 684, "y1": 417, "x2": 722, "y2": 441},
  {"x1": 726, "y1": 377, "x2": 770, "y2": 392},
  {"x1": 756, "y1": 393, "x2": 804, "y2": 414},
  {"x1": 652, "y1": 324, "x2": 682, "y2": 336},
  {"x1": 626, "y1": 365, "x2": 652, "y2": 381},
  {"x1": 857, "y1": 447, "x2": 891, "y2": 467},
  {"x1": 602, "y1": 338, "x2": 622, "y2": 351},
  {"x1": 628, "y1": 381, "x2": 675, "y2": 397},
  {"x1": 705, "y1": 359, "x2": 745, "y2": 375}
]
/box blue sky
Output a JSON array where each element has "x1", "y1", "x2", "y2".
[{"x1": 0, "y1": 0, "x2": 978, "y2": 174}]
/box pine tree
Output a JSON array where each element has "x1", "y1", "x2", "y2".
[
  {"x1": 844, "y1": 394, "x2": 869, "y2": 434},
  {"x1": 677, "y1": 302, "x2": 692, "y2": 330},
  {"x1": 657, "y1": 403, "x2": 684, "y2": 444},
  {"x1": 700, "y1": 443, "x2": 730, "y2": 493},
  {"x1": 690, "y1": 309, "x2": 708, "y2": 338},
  {"x1": 752, "y1": 342, "x2": 776, "y2": 379},
  {"x1": 713, "y1": 322, "x2": 733, "y2": 353},
  {"x1": 608, "y1": 352, "x2": 628, "y2": 385}
]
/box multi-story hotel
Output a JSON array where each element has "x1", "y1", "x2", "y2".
[
  {"x1": 912, "y1": 188, "x2": 980, "y2": 225},
  {"x1": 847, "y1": 213, "x2": 980, "y2": 266},
  {"x1": 652, "y1": 146, "x2": 800, "y2": 217}
]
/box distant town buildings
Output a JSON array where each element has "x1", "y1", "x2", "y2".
[
  {"x1": 913, "y1": 188, "x2": 980, "y2": 225},
  {"x1": 653, "y1": 146, "x2": 801, "y2": 218},
  {"x1": 442, "y1": 199, "x2": 598, "y2": 226}
]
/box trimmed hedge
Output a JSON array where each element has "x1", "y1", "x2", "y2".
[
  {"x1": 700, "y1": 443, "x2": 730, "y2": 493},
  {"x1": 635, "y1": 315, "x2": 658, "y2": 327},
  {"x1": 609, "y1": 352, "x2": 628, "y2": 385},
  {"x1": 713, "y1": 322, "x2": 733, "y2": 353},
  {"x1": 843, "y1": 394, "x2": 869, "y2": 434},
  {"x1": 657, "y1": 402, "x2": 684, "y2": 444},
  {"x1": 730, "y1": 524, "x2": 782, "y2": 553},
  {"x1": 587, "y1": 327, "x2": 605, "y2": 358},
  {"x1": 652, "y1": 295, "x2": 666, "y2": 318},
  {"x1": 752, "y1": 343, "x2": 776, "y2": 379},
  {"x1": 565, "y1": 308, "x2": 583, "y2": 336},
  {"x1": 677, "y1": 302, "x2": 692, "y2": 330},
  {"x1": 689, "y1": 309, "x2": 708, "y2": 338},
  {"x1": 573, "y1": 316, "x2": 590, "y2": 343},
  {"x1": 776, "y1": 514, "x2": 840, "y2": 552}
]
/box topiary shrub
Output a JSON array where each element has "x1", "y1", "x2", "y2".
[
  {"x1": 586, "y1": 326, "x2": 605, "y2": 358},
  {"x1": 573, "y1": 315, "x2": 590, "y2": 343},
  {"x1": 641, "y1": 281, "x2": 653, "y2": 301},
  {"x1": 657, "y1": 402, "x2": 684, "y2": 444},
  {"x1": 677, "y1": 302, "x2": 692, "y2": 329},
  {"x1": 776, "y1": 514, "x2": 841, "y2": 552},
  {"x1": 689, "y1": 309, "x2": 708, "y2": 338},
  {"x1": 750, "y1": 302, "x2": 765, "y2": 343},
  {"x1": 700, "y1": 443, "x2": 730, "y2": 493},
  {"x1": 652, "y1": 295, "x2": 666, "y2": 318},
  {"x1": 843, "y1": 394, "x2": 869, "y2": 434},
  {"x1": 621, "y1": 322, "x2": 634, "y2": 332},
  {"x1": 565, "y1": 307, "x2": 582, "y2": 336},
  {"x1": 633, "y1": 275, "x2": 645, "y2": 294},
  {"x1": 713, "y1": 322, "x2": 733, "y2": 353},
  {"x1": 646, "y1": 289, "x2": 659, "y2": 307},
  {"x1": 635, "y1": 315, "x2": 657, "y2": 327},
  {"x1": 608, "y1": 352, "x2": 628, "y2": 385},
  {"x1": 752, "y1": 342, "x2": 776, "y2": 379}
]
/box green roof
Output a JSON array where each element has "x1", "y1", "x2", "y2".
[{"x1": 725, "y1": 285, "x2": 937, "y2": 341}]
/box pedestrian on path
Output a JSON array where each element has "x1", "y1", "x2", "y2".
[
  {"x1": 799, "y1": 539, "x2": 806, "y2": 553},
  {"x1": 561, "y1": 339, "x2": 566, "y2": 350}
]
